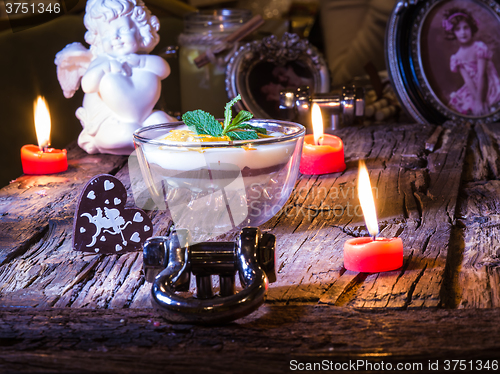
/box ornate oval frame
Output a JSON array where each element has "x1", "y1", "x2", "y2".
[
  {"x1": 386, "y1": 0, "x2": 500, "y2": 125},
  {"x1": 226, "y1": 33, "x2": 330, "y2": 119}
]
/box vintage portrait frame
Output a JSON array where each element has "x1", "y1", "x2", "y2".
[
  {"x1": 386, "y1": 0, "x2": 500, "y2": 125},
  {"x1": 226, "y1": 33, "x2": 330, "y2": 120}
]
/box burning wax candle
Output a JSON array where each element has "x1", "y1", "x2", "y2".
[
  {"x1": 299, "y1": 103, "x2": 346, "y2": 175},
  {"x1": 21, "y1": 97, "x2": 68, "y2": 175},
  {"x1": 343, "y1": 161, "x2": 403, "y2": 272}
]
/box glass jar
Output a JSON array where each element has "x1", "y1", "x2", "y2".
[{"x1": 179, "y1": 9, "x2": 252, "y2": 118}]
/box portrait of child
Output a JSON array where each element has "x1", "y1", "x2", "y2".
[
  {"x1": 442, "y1": 7, "x2": 500, "y2": 116},
  {"x1": 419, "y1": 0, "x2": 500, "y2": 118}
]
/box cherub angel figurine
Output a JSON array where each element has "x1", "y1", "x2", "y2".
[{"x1": 55, "y1": 0, "x2": 175, "y2": 155}]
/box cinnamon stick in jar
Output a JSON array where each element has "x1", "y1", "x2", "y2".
[{"x1": 194, "y1": 14, "x2": 264, "y2": 68}]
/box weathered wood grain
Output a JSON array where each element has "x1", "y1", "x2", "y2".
[
  {"x1": 457, "y1": 180, "x2": 500, "y2": 308},
  {"x1": 0, "y1": 142, "x2": 126, "y2": 260},
  {"x1": 1, "y1": 120, "x2": 500, "y2": 367},
  {"x1": 0, "y1": 143, "x2": 126, "y2": 221},
  {"x1": 0, "y1": 147, "x2": 178, "y2": 309},
  {"x1": 0, "y1": 306, "x2": 499, "y2": 373},
  {"x1": 0, "y1": 122, "x2": 473, "y2": 311},
  {"x1": 265, "y1": 122, "x2": 469, "y2": 310},
  {"x1": 464, "y1": 123, "x2": 500, "y2": 182},
  {"x1": 386, "y1": 122, "x2": 469, "y2": 309},
  {"x1": 454, "y1": 123, "x2": 500, "y2": 308},
  {"x1": 0, "y1": 143, "x2": 133, "y2": 308}
]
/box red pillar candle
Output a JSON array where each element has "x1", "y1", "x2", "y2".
[
  {"x1": 343, "y1": 160, "x2": 403, "y2": 272},
  {"x1": 300, "y1": 103, "x2": 346, "y2": 175},
  {"x1": 21, "y1": 97, "x2": 68, "y2": 175},
  {"x1": 344, "y1": 237, "x2": 403, "y2": 272},
  {"x1": 21, "y1": 145, "x2": 68, "y2": 174},
  {"x1": 300, "y1": 134, "x2": 346, "y2": 175}
]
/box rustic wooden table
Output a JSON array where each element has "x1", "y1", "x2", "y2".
[{"x1": 1, "y1": 122, "x2": 499, "y2": 373}]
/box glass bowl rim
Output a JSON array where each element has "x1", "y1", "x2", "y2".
[
  {"x1": 133, "y1": 119, "x2": 306, "y2": 149},
  {"x1": 184, "y1": 8, "x2": 252, "y2": 22}
]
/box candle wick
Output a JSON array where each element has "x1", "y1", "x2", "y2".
[
  {"x1": 39, "y1": 142, "x2": 50, "y2": 153},
  {"x1": 315, "y1": 136, "x2": 324, "y2": 146}
]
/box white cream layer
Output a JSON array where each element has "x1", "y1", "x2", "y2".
[{"x1": 142, "y1": 133, "x2": 296, "y2": 172}]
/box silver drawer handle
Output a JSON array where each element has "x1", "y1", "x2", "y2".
[{"x1": 143, "y1": 227, "x2": 276, "y2": 324}]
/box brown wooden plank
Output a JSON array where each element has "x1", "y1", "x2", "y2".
[
  {"x1": 0, "y1": 145, "x2": 141, "y2": 308},
  {"x1": 265, "y1": 125, "x2": 407, "y2": 303},
  {"x1": 265, "y1": 122, "x2": 469, "y2": 309},
  {"x1": 0, "y1": 306, "x2": 499, "y2": 373},
  {"x1": 341, "y1": 123, "x2": 468, "y2": 309},
  {"x1": 455, "y1": 123, "x2": 500, "y2": 308},
  {"x1": 466, "y1": 123, "x2": 500, "y2": 181},
  {"x1": 0, "y1": 146, "x2": 178, "y2": 309},
  {"x1": 0, "y1": 220, "x2": 47, "y2": 266},
  {"x1": 0, "y1": 143, "x2": 126, "y2": 264},
  {"x1": 457, "y1": 180, "x2": 500, "y2": 308},
  {"x1": 0, "y1": 219, "x2": 74, "y2": 308},
  {"x1": 0, "y1": 122, "x2": 481, "y2": 311},
  {"x1": 0, "y1": 143, "x2": 126, "y2": 221}
]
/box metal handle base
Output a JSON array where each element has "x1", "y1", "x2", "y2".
[{"x1": 143, "y1": 227, "x2": 276, "y2": 324}]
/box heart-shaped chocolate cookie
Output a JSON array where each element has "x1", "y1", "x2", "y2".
[{"x1": 73, "y1": 174, "x2": 153, "y2": 254}]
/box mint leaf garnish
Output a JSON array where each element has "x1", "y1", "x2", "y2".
[
  {"x1": 182, "y1": 110, "x2": 223, "y2": 137},
  {"x1": 226, "y1": 130, "x2": 258, "y2": 140},
  {"x1": 181, "y1": 95, "x2": 266, "y2": 141},
  {"x1": 223, "y1": 94, "x2": 243, "y2": 131},
  {"x1": 221, "y1": 95, "x2": 261, "y2": 139},
  {"x1": 225, "y1": 110, "x2": 253, "y2": 133},
  {"x1": 239, "y1": 123, "x2": 266, "y2": 135}
]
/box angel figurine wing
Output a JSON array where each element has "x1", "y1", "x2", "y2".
[{"x1": 54, "y1": 42, "x2": 93, "y2": 98}]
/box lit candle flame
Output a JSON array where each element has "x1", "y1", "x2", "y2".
[
  {"x1": 34, "y1": 96, "x2": 51, "y2": 151},
  {"x1": 311, "y1": 103, "x2": 324, "y2": 145},
  {"x1": 358, "y1": 160, "x2": 379, "y2": 238}
]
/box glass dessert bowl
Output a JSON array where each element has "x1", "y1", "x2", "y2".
[{"x1": 133, "y1": 119, "x2": 305, "y2": 242}]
